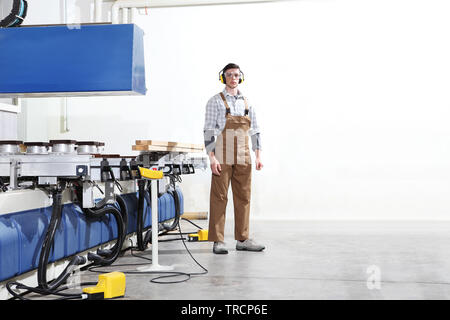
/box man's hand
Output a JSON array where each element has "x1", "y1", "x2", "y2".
[
  {"x1": 209, "y1": 153, "x2": 222, "y2": 176},
  {"x1": 255, "y1": 149, "x2": 263, "y2": 170},
  {"x1": 256, "y1": 158, "x2": 263, "y2": 170}
]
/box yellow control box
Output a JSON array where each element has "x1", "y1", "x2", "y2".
[
  {"x1": 83, "y1": 271, "x2": 126, "y2": 299},
  {"x1": 139, "y1": 167, "x2": 163, "y2": 180},
  {"x1": 188, "y1": 229, "x2": 209, "y2": 242}
]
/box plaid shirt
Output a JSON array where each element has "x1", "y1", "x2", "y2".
[{"x1": 203, "y1": 88, "x2": 261, "y2": 153}]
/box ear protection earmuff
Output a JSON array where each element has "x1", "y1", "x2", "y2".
[
  {"x1": 219, "y1": 68, "x2": 245, "y2": 84},
  {"x1": 219, "y1": 70, "x2": 226, "y2": 84}
]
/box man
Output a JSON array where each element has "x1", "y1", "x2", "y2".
[{"x1": 203, "y1": 63, "x2": 265, "y2": 254}]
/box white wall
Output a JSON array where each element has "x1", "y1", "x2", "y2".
[{"x1": 17, "y1": 0, "x2": 450, "y2": 220}]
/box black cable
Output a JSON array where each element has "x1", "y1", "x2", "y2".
[
  {"x1": 138, "y1": 216, "x2": 208, "y2": 284},
  {"x1": 0, "y1": 0, "x2": 28, "y2": 28},
  {"x1": 6, "y1": 183, "x2": 127, "y2": 300},
  {"x1": 86, "y1": 214, "x2": 208, "y2": 285},
  {"x1": 0, "y1": 177, "x2": 8, "y2": 192},
  {"x1": 136, "y1": 179, "x2": 148, "y2": 250},
  {"x1": 159, "y1": 175, "x2": 184, "y2": 235},
  {"x1": 7, "y1": 185, "x2": 87, "y2": 300},
  {"x1": 175, "y1": 215, "x2": 208, "y2": 278},
  {"x1": 6, "y1": 280, "x2": 97, "y2": 300},
  {"x1": 83, "y1": 205, "x2": 125, "y2": 266},
  {"x1": 158, "y1": 237, "x2": 187, "y2": 242},
  {"x1": 115, "y1": 194, "x2": 128, "y2": 238},
  {"x1": 158, "y1": 185, "x2": 208, "y2": 279},
  {"x1": 8, "y1": 182, "x2": 206, "y2": 299},
  {"x1": 138, "y1": 179, "x2": 160, "y2": 249},
  {"x1": 36, "y1": 188, "x2": 63, "y2": 289},
  {"x1": 181, "y1": 217, "x2": 204, "y2": 230},
  {"x1": 37, "y1": 186, "x2": 87, "y2": 292},
  {"x1": 162, "y1": 188, "x2": 181, "y2": 232},
  {"x1": 147, "y1": 177, "x2": 184, "y2": 241},
  {"x1": 70, "y1": 180, "x2": 127, "y2": 266}
]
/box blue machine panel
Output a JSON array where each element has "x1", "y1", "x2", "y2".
[{"x1": 0, "y1": 24, "x2": 146, "y2": 97}]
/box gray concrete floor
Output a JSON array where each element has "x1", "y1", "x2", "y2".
[{"x1": 71, "y1": 219, "x2": 450, "y2": 300}]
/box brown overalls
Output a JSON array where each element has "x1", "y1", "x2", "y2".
[{"x1": 208, "y1": 92, "x2": 252, "y2": 242}]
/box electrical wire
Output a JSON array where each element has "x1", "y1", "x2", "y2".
[
  {"x1": 7, "y1": 177, "x2": 206, "y2": 298},
  {"x1": 6, "y1": 280, "x2": 97, "y2": 300},
  {"x1": 0, "y1": 0, "x2": 28, "y2": 28},
  {"x1": 7, "y1": 183, "x2": 128, "y2": 300},
  {"x1": 83, "y1": 204, "x2": 125, "y2": 266},
  {"x1": 136, "y1": 179, "x2": 148, "y2": 250},
  {"x1": 0, "y1": 177, "x2": 8, "y2": 192},
  {"x1": 6, "y1": 184, "x2": 93, "y2": 300},
  {"x1": 87, "y1": 218, "x2": 208, "y2": 284},
  {"x1": 86, "y1": 187, "x2": 208, "y2": 285},
  {"x1": 37, "y1": 187, "x2": 85, "y2": 291},
  {"x1": 181, "y1": 217, "x2": 204, "y2": 230},
  {"x1": 71, "y1": 181, "x2": 127, "y2": 266}
]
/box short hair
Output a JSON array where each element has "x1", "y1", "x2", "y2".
[{"x1": 222, "y1": 63, "x2": 240, "y2": 74}]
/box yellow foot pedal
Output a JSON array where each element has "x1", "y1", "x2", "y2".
[
  {"x1": 83, "y1": 272, "x2": 126, "y2": 300},
  {"x1": 139, "y1": 167, "x2": 163, "y2": 180},
  {"x1": 188, "y1": 229, "x2": 208, "y2": 242}
]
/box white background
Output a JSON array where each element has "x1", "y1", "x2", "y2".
[{"x1": 15, "y1": 0, "x2": 450, "y2": 220}]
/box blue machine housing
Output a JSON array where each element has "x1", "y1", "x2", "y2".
[
  {"x1": 0, "y1": 188, "x2": 184, "y2": 282},
  {"x1": 0, "y1": 24, "x2": 146, "y2": 97}
]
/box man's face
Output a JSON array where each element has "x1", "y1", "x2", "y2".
[{"x1": 224, "y1": 68, "x2": 241, "y2": 88}]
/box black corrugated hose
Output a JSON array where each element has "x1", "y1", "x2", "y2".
[
  {"x1": 37, "y1": 188, "x2": 87, "y2": 290},
  {"x1": 0, "y1": 0, "x2": 28, "y2": 28},
  {"x1": 136, "y1": 179, "x2": 148, "y2": 251},
  {"x1": 83, "y1": 201, "x2": 125, "y2": 266},
  {"x1": 6, "y1": 186, "x2": 128, "y2": 300},
  {"x1": 6, "y1": 185, "x2": 95, "y2": 300}
]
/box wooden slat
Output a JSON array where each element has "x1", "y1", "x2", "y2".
[
  {"x1": 190, "y1": 143, "x2": 205, "y2": 150},
  {"x1": 167, "y1": 141, "x2": 190, "y2": 148},
  {"x1": 132, "y1": 144, "x2": 204, "y2": 153},
  {"x1": 167, "y1": 142, "x2": 204, "y2": 150},
  {"x1": 135, "y1": 140, "x2": 204, "y2": 150},
  {"x1": 182, "y1": 212, "x2": 208, "y2": 220},
  {"x1": 135, "y1": 140, "x2": 170, "y2": 146}
]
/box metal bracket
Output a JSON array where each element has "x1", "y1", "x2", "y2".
[
  {"x1": 82, "y1": 180, "x2": 95, "y2": 209},
  {"x1": 38, "y1": 176, "x2": 58, "y2": 186},
  {"x1": 93, "y1": 180, "x2": 116, "y2": 209},
  {"x1": 9, "y1": 159, "x2": 20, "y2": 190}
]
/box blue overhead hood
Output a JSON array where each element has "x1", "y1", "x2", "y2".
[{"x1": 0, "y1": 24, "x2": 147, "y2": 97}]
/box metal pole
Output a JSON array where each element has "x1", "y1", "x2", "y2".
[
  {"x1": 151, "y1": 179, "x2": 159, "y2": 266},
  {"x1": 138, "y1": 177, "x2": 173, "y2": 271}
]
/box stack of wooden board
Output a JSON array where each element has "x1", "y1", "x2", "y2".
[{"x1": 132, "y1": 140, "x2": 205, "y2": 153}]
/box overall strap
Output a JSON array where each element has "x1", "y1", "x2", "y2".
[
  {"x1": 219, "y1": 92, "x2": 231, "y2": 114},
  {"x1": 243, "y1": 97, "x2": 249, "y2": 116},
  {"x1": 220, "y1": 92, "x2": 249, "y2": 116}
]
